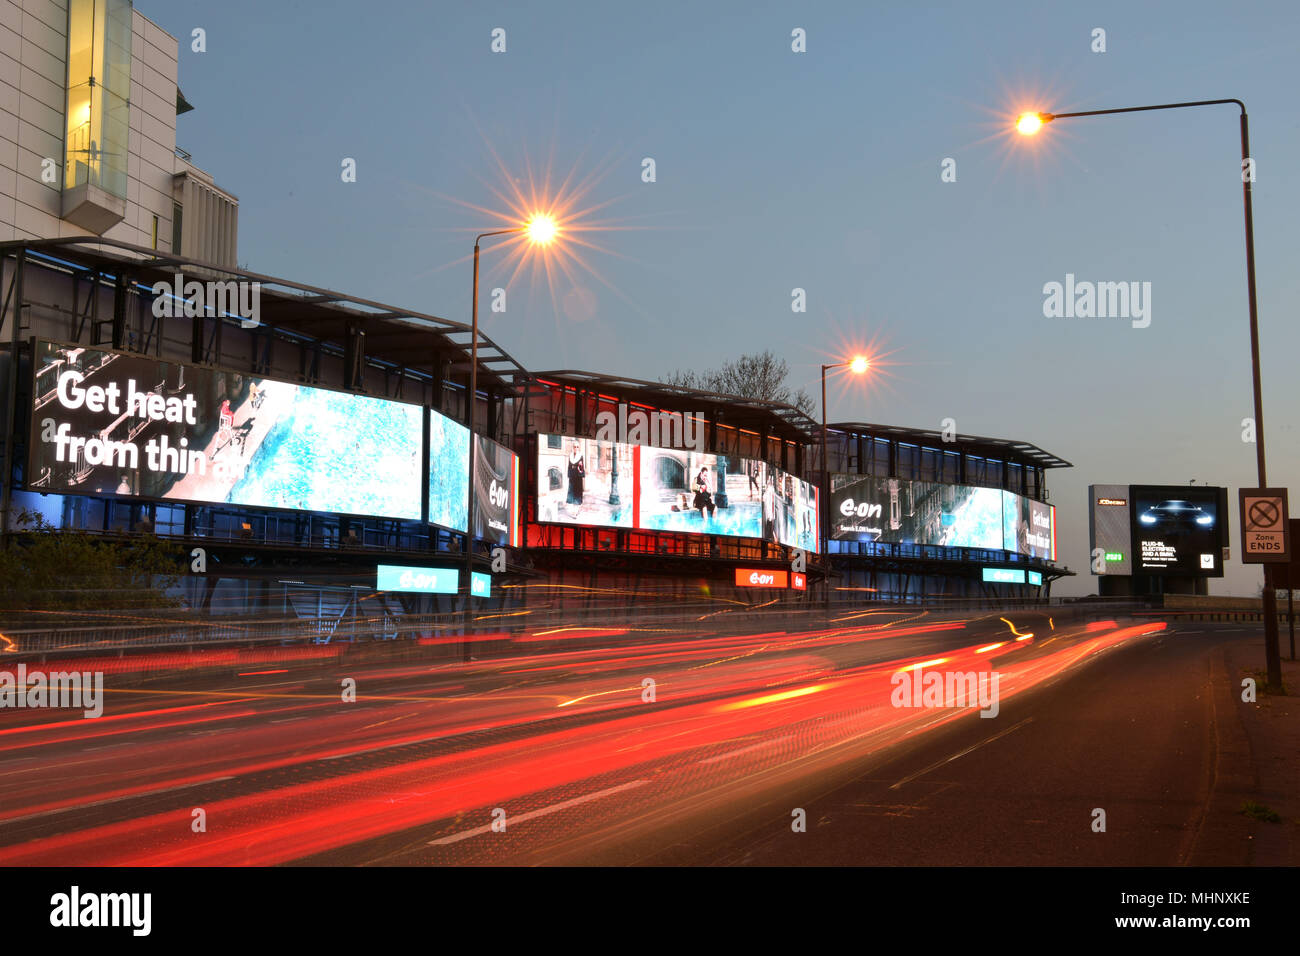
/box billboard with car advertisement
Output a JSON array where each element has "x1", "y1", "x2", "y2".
[{"x1": 1129, "y1": 484, "x2": 1228, "y2": 575}]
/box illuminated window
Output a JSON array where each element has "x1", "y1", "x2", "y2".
[{"x1": 63, "y1": 0, "x2": 131, "y2": 199}]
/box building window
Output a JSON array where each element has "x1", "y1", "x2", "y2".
[
  {"x1": 63, "y1": 0, "x2": 132, "y2": 199},
  {"x1": 151, "y1": 214, "x2": 158, "y2": 249},
  {"x1": 172, "y1": 202, "x2": 183, "y2": 253}
]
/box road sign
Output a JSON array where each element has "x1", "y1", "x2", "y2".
[{"x1": 1239, "y1": 488, "x2": 1290, "y2": 563}]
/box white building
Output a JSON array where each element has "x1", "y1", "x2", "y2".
[{"x1": 0, "y1": 0, "x2": 237, "y2": 264}]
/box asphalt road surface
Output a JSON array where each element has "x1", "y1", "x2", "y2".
[{"x1": 0, "y1": 611, "x2": 1260, "y2": 865}]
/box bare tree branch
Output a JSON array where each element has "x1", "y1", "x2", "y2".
[{"x1": 661, "y1": 351, "x2": 816, "y2": 417}]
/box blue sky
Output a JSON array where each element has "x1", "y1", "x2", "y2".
[{"x1": 155, "y1": 0, "x2": 1300, "y2": 594}]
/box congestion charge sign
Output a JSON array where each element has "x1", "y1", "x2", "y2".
[{"x1": 1239, "y1": 488, "x2": 1290, "y2": 563}]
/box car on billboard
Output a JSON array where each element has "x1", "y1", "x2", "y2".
[{"x1": 1137, "y1": 499, "x2": 1215, "y2": 531}]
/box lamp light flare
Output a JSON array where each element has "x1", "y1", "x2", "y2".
[
  {"x1": 849, "y1": 356, "x2": 869, "y2": 374},
  {"x1": 524, "y1": 214, "x2": 559, "y2": 244},
  {"x1": 1016, "y1": 112, "x2": 1046, "y2": 135}
]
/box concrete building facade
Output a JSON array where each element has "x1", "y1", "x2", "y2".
[{"x1": 0, "y1": 0, "x2": 236, "y2": 263}]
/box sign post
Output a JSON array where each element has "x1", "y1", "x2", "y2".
[
  {"x1": 1240, "y1": 489, "x2": 1289, "y2": 562},
  {"x1": 1239, "y1": 488, "x2": 1290, "y2": 683}
]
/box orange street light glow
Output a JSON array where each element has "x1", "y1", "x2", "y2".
[
  {"x1": 524, "y1": 214, "x2": 558, "y2": 244},
  {"x1": 1016, "y1": 112, "x2": 1047, "y2": 135},
  {"x1": 849, "y1": 356, "x2": 869, "y2": 374}
]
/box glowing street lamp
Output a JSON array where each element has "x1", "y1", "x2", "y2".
[
  {"x1": 463, "y1": 215, "x2": 558, "y2": 660},
  {"x1": 524, "y1": 214, "x2": 559, "y2": 245},
  {"x1": 821, "y1": 356, "x2": 870, "y2": 613},
  {"x1": 1015, "y1": 111, "x2": 1050, "y2": 135}
]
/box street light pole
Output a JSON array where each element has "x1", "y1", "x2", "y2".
[
  {"x1": 821, "y1": 365, "x2": 832, "y2": 619},
  {"x1": 464, "y1": 228, "x2": 520, "y2": 663},
  {"x1": 461, "y1": 217, "x2": 558, "y2": 663},
  {"x1": 1018, "y1": 98, "x2": 1281, "y2": 686},
  {"x1": 820, "y1": 357, "x2": 868, "y2": 619}
]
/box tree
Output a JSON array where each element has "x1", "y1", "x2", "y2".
[
  {"x1": 0, "y1": 511, "x2": 185, "y2": 611},
  {"x1": 662, "y1": 350, "x2": 815, "y2": 417}
]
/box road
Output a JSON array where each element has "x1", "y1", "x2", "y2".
[{"x1": 0, "y1": 611, "x2": 1262, "y2": 865}]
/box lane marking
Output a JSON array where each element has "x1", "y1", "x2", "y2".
[
  {"x1": 697, "y1": 735, "x2": 797, "y2": 766},
  {"x1": 426, "y1": 779, "x2": 651, "y2": 846},
  {"x1": 889, "y1": 717, "x2": 1035, "y2": 791}
]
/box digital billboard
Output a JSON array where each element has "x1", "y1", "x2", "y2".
[
  {"x1": 1002, "y1": 491, "x2": 1057, "y2": 561},
  {"x1": 29, "y1": 340, "x2": 423, "y2": 520},
  {"x1": 428, "y1": 409, "x2": 470, "y2": 533},
  {"x1": 536, "y1": 434, "x2": 635, "y2": 528},
  {"x1": 831, "y1": 476, "x2": 1003, "y2": 550},
  {"x1": 472, "y1": 435, "x2": 519, "y2": 547},
  {"x1": 1088, "y1": 484, "x2": 1132, "y2": 575},
  {"x1": 1130, "y1": 485, "x2": 1227, "y2": 576},
  {"x1": 639, "y1": 448, "x2": 762, "y2": 539},
  {"x1": 762, "y1": 465, "x2": 820, "y2": 553},
  {"x1": 535, "y1": 434, "x2": 820, "y2": 552},
  {"x1": 831, "y1": 475, "x2": 1053, "y2": 559}
]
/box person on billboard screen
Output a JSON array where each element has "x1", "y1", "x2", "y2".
[
  {"x1": 211, "y1": 398, "x2": 235, "y2": 461},
  {"x1": 693, "y1": 466, "x2": 716, "y2": 521},
  {"x1": 566, "y1": 443, "x2": 586, "y2": 513},
  {"x1": 763, "y1": 472, "x2": 779, "y2": 543}
]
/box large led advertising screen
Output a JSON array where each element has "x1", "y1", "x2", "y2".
[
  {"x1": 831, "y1": 474, "x2": 1054, "y2": 559},
  {"x1": 760, "y1": 463, "x2": 819, "y2": 552},
  {"x1": 1002, "y1": 491, "x2": 1057, "y2": 561},
  {"x1": 831, "y1": 476, "x2": 1003, "y2": 550},
  {"x1": 1129, "y1": 484, "x2": 1227, "y2": 575},
  {"x1": 428, "y1": 409, "x2": 470, "y2": 533},
  {"x1": 536, "y1": 434, "x2": 635, "y2": 528},
  {"x1": 29, "y1": 340, "x2": 423, "y2": 520},
  {"x1": 535, "y1": 434, "x2": 820, "y2": 551},
  {"x1": 639, "y1": 448, "x2": 763, "y2": 539},
  {"x1": 472, "y1": 435, "x2": 520, "y2": 547}
]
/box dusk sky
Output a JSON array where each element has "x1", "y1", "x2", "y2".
[{"x1": 153, "y1": 0, "x2": 1300, "y2": 595}]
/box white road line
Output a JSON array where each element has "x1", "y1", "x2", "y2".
[
  {"x1": 889, "y1": 717, "x2": 1035, "y2": 791},
  {"x1": 426, "y1": 779, "x2": 651, "y2": 846},
  {"x1": 0, "y1": 776, "x2": 235, "y2": 825},
  {"x1": 697, "y1": 735, "x2": 796, "y2": 766}
]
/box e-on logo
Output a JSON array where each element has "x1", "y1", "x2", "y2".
[
  {"x1": 734, "y1": 568, "x2": 789, "y2": 588},
  {"x1": 839, "y1": 498, "x2": 883, "y2": 519}
]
